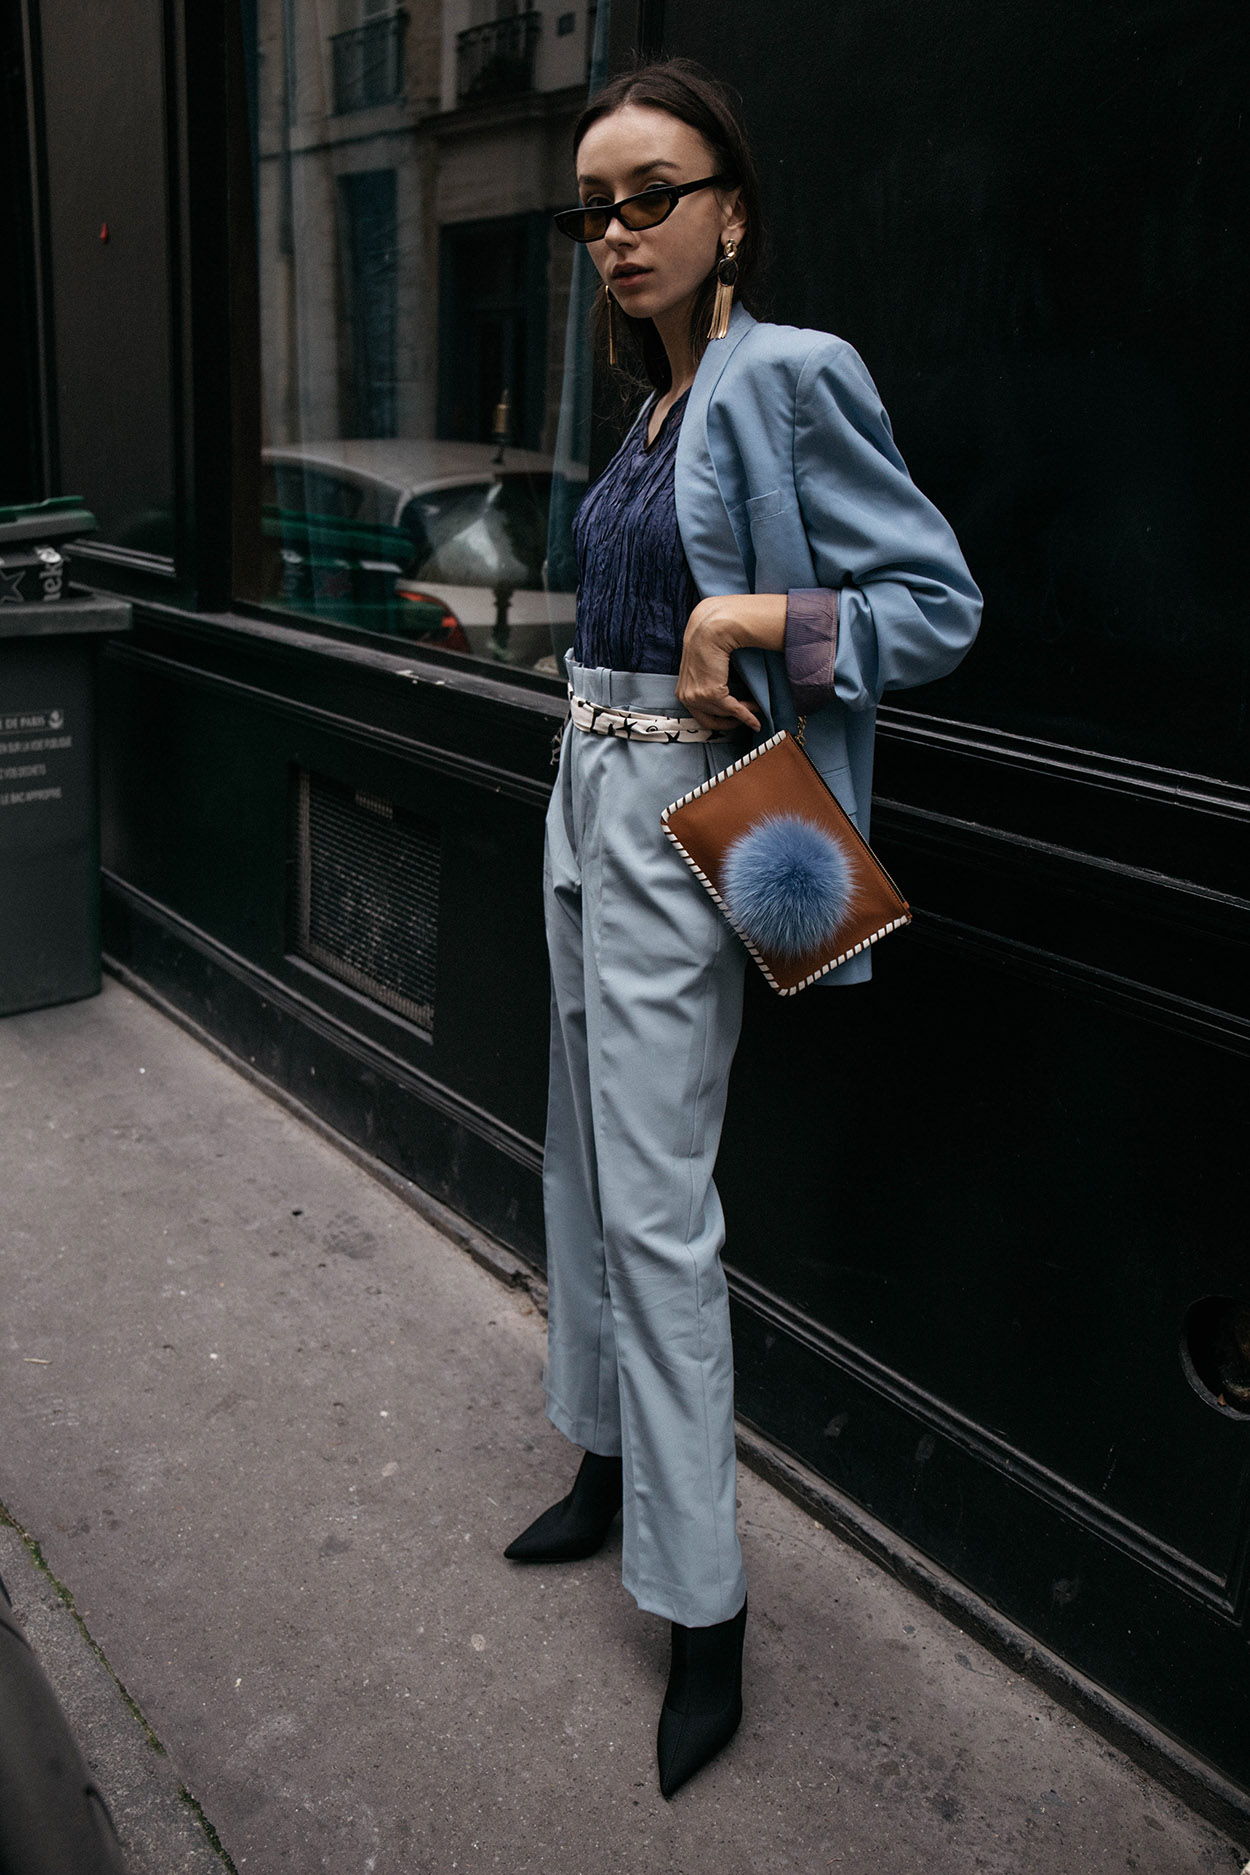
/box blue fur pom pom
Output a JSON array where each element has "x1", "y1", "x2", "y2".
[{"x1": 721, "y1": 814, "x2": 855, "y2": 958}]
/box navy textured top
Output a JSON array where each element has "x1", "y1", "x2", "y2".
[{"x1": 572, "y1": 391, "x2": 699, "y2": 675}]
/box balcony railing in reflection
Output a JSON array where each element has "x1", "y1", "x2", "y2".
[
  {"x1": 332, "y1": 14, "x2": 405, "y2": 115},
  {"x1": 456, "y1": 11, "x2": 541, "y2": 105}
]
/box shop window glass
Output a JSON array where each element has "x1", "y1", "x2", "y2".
[{"x1": 244, "y1": 0, "x2": 608, "y2": 671}]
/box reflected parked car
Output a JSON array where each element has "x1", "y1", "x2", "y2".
[{"x1": 262, "y1": 439, "x2": 580, "y2": 666}]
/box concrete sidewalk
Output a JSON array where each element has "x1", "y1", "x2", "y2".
[{"x1": 0, "y1": 979, "x2": 1242, "y2": 1874}]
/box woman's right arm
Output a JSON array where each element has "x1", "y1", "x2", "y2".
[{"x1": 790, "y1": 337, "x2": 982, "y2": 712}]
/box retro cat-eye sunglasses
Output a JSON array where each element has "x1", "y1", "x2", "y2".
[{"x1": 553, "y1": 175, "x2": 732, "y2": 244}]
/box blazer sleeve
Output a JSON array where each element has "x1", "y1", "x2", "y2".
[{"x1": 792, "y1": 336, "x2": 982, "y2": 711}]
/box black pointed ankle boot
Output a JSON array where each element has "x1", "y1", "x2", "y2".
[
  {"x1": 503, "y1": 1450, "x2": 624, "y2": 1563},
  {"x1": 656, "y1": 1596, "x2": 747, "y2": 1799}
]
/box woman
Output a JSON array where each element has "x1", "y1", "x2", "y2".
[{"x1": 505, "y1": 59, "x2": 981, "y2": 1798}]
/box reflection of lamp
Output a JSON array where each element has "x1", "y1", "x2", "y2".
[
  {"x1": 491, "y1": 388, "x2": 511, "y2": 463},
  {"x1": 492, "y1": 584, "x2": 513, "y2": 661},
  {"x1": 411, "y1": 492, "x2": 530, "y2": 662}
]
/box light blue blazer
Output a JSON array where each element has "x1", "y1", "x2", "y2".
[{"x1": 674, "y1": 302, "x2": 982, "y2": 984}]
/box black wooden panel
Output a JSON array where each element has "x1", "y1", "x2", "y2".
[
  {"x1": 874, "y1": 713, "x2": 1250, "y2": 908},
  {"x1": 721, "y1": 939, "x2": 1250, "y2": 1602},
  {"x1": 99, "y1": 611, "x2": 558, "y2": 1156},
  {"x1": 870, "y1": 801, "x2": 1250, "y2": 1038}
]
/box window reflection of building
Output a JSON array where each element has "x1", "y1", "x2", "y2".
[
  {"x1": 256, "y1": 0, "x2": 586, "y2": 457},
  {"x1": 331, "y1": 2, "x2": 407, "y2": 115},
  {"x1": 254, "y1": 0, "x2": 593, "y2": 661},
  {"x1": 338, "y1": 169, "x2": 399, "y2": 436},
  {"x1": 437, "y1": 215, "x2": 548, "y2": 448},
  {"x1": 456, "y1": 3, "x2": 542, "y2": 105}
]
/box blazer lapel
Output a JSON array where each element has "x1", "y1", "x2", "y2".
[{"x1": 675, "y1": 303, "x2": 756, "y2": 598}]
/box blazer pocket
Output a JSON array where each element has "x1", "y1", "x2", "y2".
[{"x1": 744, "y1": 488, "x2": 785, "y2": 522}]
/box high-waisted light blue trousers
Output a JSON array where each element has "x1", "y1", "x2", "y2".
[{"x1": 542, "y1": 660, "x2": 749, "y2": 1627}]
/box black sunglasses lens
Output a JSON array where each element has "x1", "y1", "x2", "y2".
[
  {"x1": 556, "y1": 187, "x2": 680, "y2": 242},
  {"x1": 620, "y1": 190, "x2": 676, "y2": 231},
  {"x1": 553, "y1": 207, "x2": 594, "y2": 242}
]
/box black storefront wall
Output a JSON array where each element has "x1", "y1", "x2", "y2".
[
  {"x1": 10, "y1": 0, "x2": 1250, "y2": 1828},
  {"x1": 648, "y1": 0, "x2": 1250, "y2": 1808}
]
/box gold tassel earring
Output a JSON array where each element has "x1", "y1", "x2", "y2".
[
  {"x1": 602, "y1": 282, "x2": 618, "y2": 366},
  {"x1": 708, "y1": 238, "x2": 739, "y2": 342}
]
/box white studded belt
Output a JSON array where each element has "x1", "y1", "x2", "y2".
[{"x1": 567, "y1": 687, "x2": 731, "y2": 743}]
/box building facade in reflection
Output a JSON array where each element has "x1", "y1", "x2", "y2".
[{"x1": 256, "y1": 0, "x2": 590, "y2": 454}]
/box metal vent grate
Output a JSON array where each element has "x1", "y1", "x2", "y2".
[{"x1": 294, "y1": 770, "x2": 440, "y2": 1031}]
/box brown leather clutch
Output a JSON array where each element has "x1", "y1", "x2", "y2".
[{"x1": 660, "y1": 730, "x2": 910, "y2": 994}]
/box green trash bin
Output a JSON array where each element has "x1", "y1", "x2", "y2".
[{"x1": 0, "y1": 500, "x2": 131, "y2": 1017}]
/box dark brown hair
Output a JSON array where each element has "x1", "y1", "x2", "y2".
[{"x1": 573, "y1": 58, "x2": 769, "y2": 392}]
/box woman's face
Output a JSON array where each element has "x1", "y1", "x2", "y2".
[{"x1": 574, "y1": 103, "x2": 745, "y2": 330}]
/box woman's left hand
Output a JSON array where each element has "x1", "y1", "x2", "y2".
[{"x1": 677, "y1": 593, "x2": 787, "y2": 733}]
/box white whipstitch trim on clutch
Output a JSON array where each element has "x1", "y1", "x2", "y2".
[
  {"x1": 567, "y1": 686, "x2": 730, "y2": 743},
  {"x1": 660, "y1": 732, "x2": 909, "y2": 994}
]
